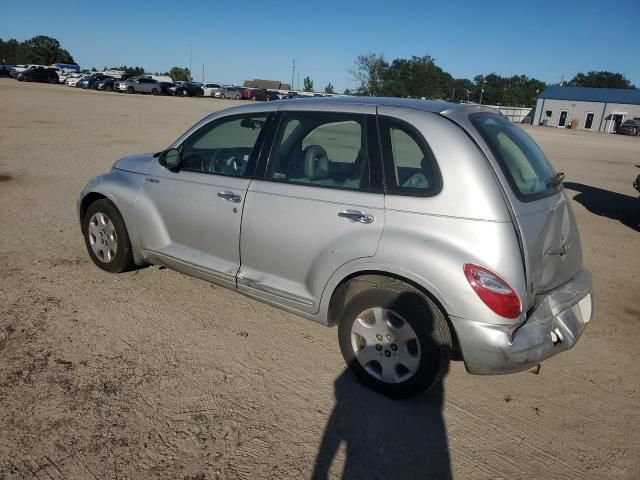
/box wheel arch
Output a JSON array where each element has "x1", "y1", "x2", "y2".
[
  {"x1": 78, "y1": 172, "x2": 146, "y2": 265},
  {"x1": 324, "y1": 269, "x2": 461, "y2": 359}
]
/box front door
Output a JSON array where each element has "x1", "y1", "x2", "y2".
[
  {"x1": 137, "y1": 112, "x2": 270, "y2": 287},
  {"x1": 558, "y1": 110, "x2": 568, "y2": 128},
  {"x1": 584, "y1": 112, "x2": 594, "y2": 130},
  {"x1": 238, "y1": 108, "x2": 384, "y2": 314},
  {"x1": 612, "y1": 114, "x2": 624, "y2": 133}
]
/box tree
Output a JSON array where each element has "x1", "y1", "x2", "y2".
[
  {"x1": 381, "y1": 55, "x2": 452, "y2": 99},
  {"x1": 324, "y1": 82, "x2": 335, "y2": 94},
  {"x1": 350, "y1": 53, "x2": 387, "y2": 96},
  {"x1": 568, "y1": 71, "x2": 635, "y2": 89},
  {"x1": 0, "y1": 35, "x2": 75, "y2": 65},
  {"x1": 303, "y1": 76, "x2": 314, "y2": 92},
  {"x1": 169, "y1": 66, "x2": 190, "y2": 82},
  {"x1": 343, "y1": 88, "x2": 352, "y2": 95},
  {"x1": 111, "y1": 65, "x2": 146, "y2": 76}
]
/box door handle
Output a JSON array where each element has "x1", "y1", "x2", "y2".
[
  {"x1": 338, "y1": 210, "x2": 374, "y2": 224},
  {"x1": 217, "y1": 191, "x2": 242, "y2": 203}
]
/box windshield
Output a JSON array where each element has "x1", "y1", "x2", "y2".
[{"x1": 470, "y1": 113, "x2": 558, "y2": 200}]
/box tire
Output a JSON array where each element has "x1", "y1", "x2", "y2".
[
  {"x1": 48, "y1": 77, "x2": 57, "y2": 84},
  {"x1": 105, "y1": 85, "x2": 113, "y2": 92},
  {"x1": 127, "y1": 86, "x2": 134, "y2": 94},
  {"x1": 234, "y1": 94, "x2": 240, "y2": 100},
  {"x1": 338, "y1": 282, "x2": 451, "y2": 399},
  {"x1": 251, "y1": 96, "x2": 256, "y2": 101},
  {"x1": 151, "y1": 88, "x2": 158, "y2": 95},
  {"x1": 82, "y1": 199, "x2": 135, "y2": 273}
]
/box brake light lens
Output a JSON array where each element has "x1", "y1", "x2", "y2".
[{"x1": 464, "y1": 264, "x2": 521, "y2": 319}]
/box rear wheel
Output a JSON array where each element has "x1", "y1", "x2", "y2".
[
  {"x1": 234, "y1": 94, "x2": 240, "y2": 100},
  {"x1": 83, "y1": 199, "x2": 135, "y2": 273},
  {"x1": 105, "y1": 85, "x2": 113, "y2": 92},
  {"x1": 338, "y1": 282, "x2": 451, "y2": 398},
  {"x1": 127, "y1": 86, "x2": 134, "y2": 94}
]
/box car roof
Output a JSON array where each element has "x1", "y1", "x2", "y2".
[{"x1": 225, "y1": 95, "x2": 497, "y2": 115}]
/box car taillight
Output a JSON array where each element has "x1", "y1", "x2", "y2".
[{"x1": 464, "y1": 264, "x2": 521, "y2": 319}]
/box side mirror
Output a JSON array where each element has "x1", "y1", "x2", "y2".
[{"x1": 159, "y1": 148, "x2": 181, "y2": 170}]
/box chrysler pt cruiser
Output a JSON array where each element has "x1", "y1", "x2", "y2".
[{"x1": 78, "y1": 97, "x2": 593, "y2": 398}]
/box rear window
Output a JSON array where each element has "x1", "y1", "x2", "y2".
[{"x1": 470, "y1": 113, "x2": 558, "y2": 200}]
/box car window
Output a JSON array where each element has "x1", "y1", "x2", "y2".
[
  {"x1": 379, "y1": 117, "x2": 441, "y2": 196},
  {"x1": 266, "y1": 113, "x2": 369, "y2": 190},
  {"x1": 180, "y1": 114, "x2": 268, "y2": 177},
  {"x1": 470, "y1": 112, "x2": 557, "y2": 200}
]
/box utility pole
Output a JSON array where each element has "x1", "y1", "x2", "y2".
[
  {"x1": 188, "y1": 44, "x2": 192, "y2": 82},
  {"x1": 291, "y1": 59, "x2": 295, "y2": 91},
  {"x1": 479, "y1": 83, "x2": 485, "y2": 104},
  {"x1": 297, "y1": 73, "x2": 300, "y2": 91},
  {"x1": 202, "y1": 63, "x2": 205, "y2": 83}
]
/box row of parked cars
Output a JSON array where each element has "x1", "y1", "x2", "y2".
[{"x1": 1, "y1": 63, "x2": 320, "y2": 101}]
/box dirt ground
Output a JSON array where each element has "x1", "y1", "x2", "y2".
[{"x1": 0, "y1": 78, "x2": 638, "y2": 480}]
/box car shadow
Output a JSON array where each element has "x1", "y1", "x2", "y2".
[
  {"x1": 311, "y1": 371, "x2": 451, "y2": 480},
  {"x1": 564, "y1": 182, "x2": 639, "y2": 232}
]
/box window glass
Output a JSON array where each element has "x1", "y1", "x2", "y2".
[
  {"x1": 471, "y1": 113, "x2": 557, "y2": 199},
  {"x1": 380, "y1": 117, "x2": 441, "y2": 195},
  {"x1": 267, "y1": 113, "x2": 368, "y2": 190},
  {"x1": 180, "y1": 114, "x2": 267, "y2": 176}
]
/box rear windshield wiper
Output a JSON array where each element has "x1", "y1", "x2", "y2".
[{"x1": 546, "y1": 172, "x2": 565, "y2": 188}]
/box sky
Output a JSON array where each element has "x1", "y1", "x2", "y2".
[{"x1": 2, "y1": 0, "x2": 639, "y2": 92}]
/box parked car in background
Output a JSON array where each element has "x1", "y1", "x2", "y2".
[
  {"x1": 66, "y1": 73, "x2": 88, "y2": 87},
  {"x1": 96, "y1": 76, "x2": 117, "y2": 92},
  {"x1": 241, "y1": 88, "x2": 268, "y2": 101},
  {"x1": 202, "y1": 83, "x2": 225, "y2": 97},
  {"x1": 159, "y1": 81, "x2": 176, "y2": 96},
  {"x1": 616, "y1": 118, "x2": 640, "y2": 136},
  {"x1": 79, "y1": 73, "x2": 112, "y2": 89},
  {"x1": 78, "y1": 97, "x2": 593, "y2": 398},
  {"x1": 17, "y1": 66, "x2": 59, "y2": 83},
  {"x1": 115, "y1": 77, "x2": 161, "y2": 95},
  {"x1": 172, "y1": 82, "x2": 204, "y2": 97},
  {"x1": 217, "y1": 86, "x2": 245, "y2": 99},
  {"x1": 0, "y1": 64, "x2": 14, "y2": 77},
  {"x1": 10, "y1": 64, "x2": 42, "y2": 78}
]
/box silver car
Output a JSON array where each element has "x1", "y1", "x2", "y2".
[
  {"x1": 202, "y1": 83, "x2": 225, "y2": 97},
  {"x1": 78, "y1": 98, "x2": 593, "y2": 398},
  {"x1": 115, "y1": 76, "x2": 161, "y2": 95}
]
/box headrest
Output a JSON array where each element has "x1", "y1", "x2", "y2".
[{"x1": 304, "y1": 145, "x2": 329, "y2": 180}]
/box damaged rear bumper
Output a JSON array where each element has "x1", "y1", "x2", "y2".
[{"x1": 451, "y1": 267, "x2": 593, "y2": 375}]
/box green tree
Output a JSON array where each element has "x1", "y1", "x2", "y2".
[
  {"x1": 568, "y1": 71, "x2": 634, "y2": 89},
  {"x1": 169, "y1": 66, "x2": 191, "y2": 82},
  {"x1": 303, "y1": 76, "x2": 314, "y2": 92},
  {"x1": 324, "y1": 82, "x2": 335, "y2": 94},
  {"x1": 381, "y1": 55, "x2": 452, "y2": 99},
  {"x1": 111, "y1": 65, "x2": 146, "y2": 76},
  {"x1": 343, "y1": 88, "x2": 352, "y2": 95},
  {"x1": 350, "y1": 53, "x2": 387, "y2": 96},
  {"x1": 0, "y1": 35, "x2": 75, "y2": 65}
]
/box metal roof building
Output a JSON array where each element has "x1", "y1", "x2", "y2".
[{"x1": 533, "y1": 86, "x2": 640, "y2": 133}]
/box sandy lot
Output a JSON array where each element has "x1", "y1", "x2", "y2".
[{"x1": 0, "y1": 78, "x2": 638, "y2": 480}]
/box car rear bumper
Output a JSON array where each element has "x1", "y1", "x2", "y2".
[{"x1": 451, "y1": 267, "x2": 593, "y2": 375}]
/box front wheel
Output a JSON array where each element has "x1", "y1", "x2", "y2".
[
  {"x1": 83, "y1": 199, "x2": 135, "y2": 273},
  {"x1": 338, "y1": 283, "x2": 451, "y2": 398},
  {"x1": 127, "y1": 86, "x2": 134, "y2": 94}
]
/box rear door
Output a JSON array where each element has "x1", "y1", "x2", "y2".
[
  {"x1": 238, "y1": 106, "x2": 384, "y2": 314},
  {"x1": 456, "y1": 112, "x2": 583, "y2": 310}
]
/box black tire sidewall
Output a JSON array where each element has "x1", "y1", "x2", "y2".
[
  {"x1": 338, "y1": 287, "x2": 450, "y2": 399},
  {"x1": 83, "y1": 199, "x2": 134, "y2": 273}
]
